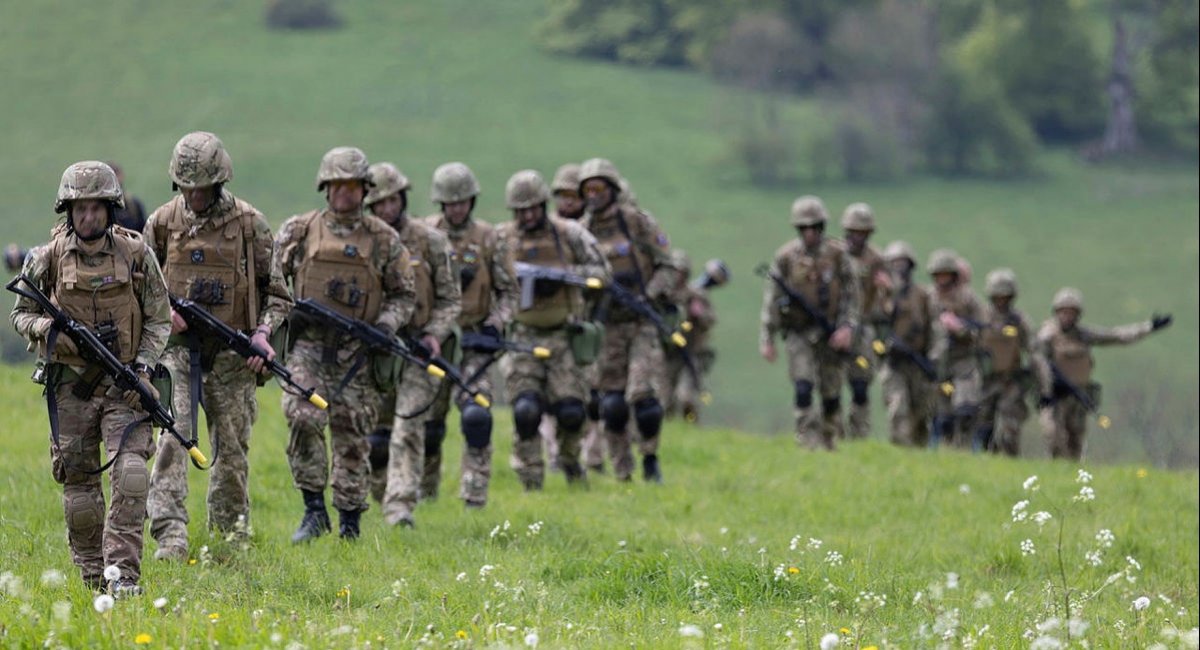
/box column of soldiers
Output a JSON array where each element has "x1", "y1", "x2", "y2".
[{"x1": 759, "y1": 195, "x2": 1173, "y2": 460}]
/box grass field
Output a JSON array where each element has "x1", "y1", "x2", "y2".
[
  {"x1": 0, "y1": 1, "x2": 1197, "y2": 466},
  {"x1": 0, "y1": 364, "x2": 1196, "y2": 648}
]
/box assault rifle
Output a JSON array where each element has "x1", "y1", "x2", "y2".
[
  {"x1": 293, "y1": 299, "x2": 490, "y2": 408},
  {"x1": 170, "y1": 296, "x2": 327, "y2": 410},
  {"x1": 7, "y1": 275, "x2": 209, "y2": 469},
  {"x1": 870, "y1": 336, "x2": 937, "y2": 381},
  {"x1": 755, "y1": 263, "x2": 870, "y2": 371},
  {"x1": 1045, "y1": 359, "x2": 1111, "y2": 429},
  {"x1": 512, "y1": 261, "x2": 604, "y2": 312},
  {"x1": 460, "y1": 330, "x2": 551, "y2": 360}
]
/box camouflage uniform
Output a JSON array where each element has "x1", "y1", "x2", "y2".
[
  {"x1": 360, "y1": 163, "x2": 462, "y2": 524},
  {"x1": 973, "y1": 269, "x2": 1037, "y2": 456},
  {"x1": 10, "y1": 161, "x2": 171, "y2": 592},
  {"x1": 499, "y1": 170, "x2": 610, "y2": 488},
  {"x1": 927, "y1": 249, "x2": 985, "y2": 449},
  {"x1": 662, "y1": 255, "x2": 726, "y2": 423},
  {"x1": 580, "y1": 158, "x2": 680, "y2": 482},
  {"x1": 144, "y1": 132, "x2": 293, "y2": 559},
  {"x1": 876, "y1": 241, "x2": 936, "y2": 447},
  {"x1": 841, "y1": 204, "x2": 886, "y2": 439},
  {"x1": 276, "y1": 147, "x2": 415, "y2": 541},
  {"x1": 760, "y1": 196, "x2": 862, "y2": 450},
  {"x1": 422, "y1": 162, "x2": 517, "y2": 506},
  {"x1": 1033, "y1": 288, "x2": 1164, "y2": 460}
]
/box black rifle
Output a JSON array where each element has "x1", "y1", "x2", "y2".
[
  {"x1": 872, "y1": 335, "x2": 938, "y2": 381},
  {"x1": 512, "y1": 261, "x2": 604, "y2": 311},
  {"x1": 1047, "y1": 361, "x2": 1098, "y2": 413},
  {"x1": 7, "y1": 275, "x2": 209, "y2": 469},
  {"x1": 170, "y1": 295, "x2": 327, "y2": 410},
  {"x1": 460, "y1": 331, "x2": 551, "y2": 359},
  {"x1": 755, "y1": 263, "x2": 837, "y2": 335},
  {"x1": 293, "y1": 299, "x2": 490, "y2": 408}
]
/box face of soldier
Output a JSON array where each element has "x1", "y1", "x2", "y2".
[
  {"x1": 845, "y1": 229, "x2": 870, "y2": 255},
  {"x1": 582, "y1": 179, "x2": 615, "y2": 213},
  {"x1": 797, "y1": 224, "x2": 823, "y2": 249},
  {"x1": 888, "y1": 258, "x2": 912, "y2": 280},
  {"x1": 932, "y1": 272, "x2": 958, "y2": 291},
  {"x1": 326, "y1": 180, "x2": 366, "y2": 214},
  {"x1": 515, "y1": 204, "x2": 546, "y2": 232},
  {"x1": 70, "y1": 200, "x2": 110, "y2": 241},
  {"x1": 370, "y1": 192, "x2": 406, "y2": 228},
  {"x1": 182, "y1": 185, "x2": 218, "y2": 214},
  {"x1": 443, "y1": 199, "x2": 473, "y2": 227},
  {"x1": 991, "y1": 295, "x2": 1013, "y2": 312},
  {"x1": 1055, "y1": 307, "x2": 1080, "y2": 330},
  {"x1": 553, "y1": 190, "x2": 584, "y2": 220}
]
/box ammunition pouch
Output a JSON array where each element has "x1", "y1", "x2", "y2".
[
  {"x1": 150, "y1": 363, "x2": 175, "y2": 414},
  {"x1": 188, "y1": 277, "x2": 229, "y2": 306},
  {"x1": 371, "y1": 352, "x2": 405, "y2": 392},
  {"x1": 459, "y1": 265, "x2": 477, "y2": 291},
  {"x1": 567, "y1": 321, "x2": 603, "y2": 366}
]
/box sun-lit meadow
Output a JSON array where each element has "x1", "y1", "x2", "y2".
[{"x1": 0, "y1": 364, "x2": 1197, "y2": 648}]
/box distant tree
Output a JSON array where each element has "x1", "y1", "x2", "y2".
[
  {"x1": 264, "y1": 0, "x2": 342, "y2": 31},
  {"x1": 1136, "y1": 0, "x2": 1199, "y2": 153}
]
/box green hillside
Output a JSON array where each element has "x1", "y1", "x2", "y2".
[
  {"x1": 0, "y1": 0, "x2": 1197, "y2": 464},
  {"x1": 0, "y1": 364, "x2": 1196, "y2": 647}
]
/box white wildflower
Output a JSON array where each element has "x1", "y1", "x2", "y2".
[
  {"x1": 1133, "y1": 596, "x2": 1151, "y2": 611},
  {"x1": 618, "y1": 540, "x2": 627, "y2": 548},
  {"x1": 1023, "y1": 475, "x2": 1039, "y2": 491},
  {"x1": 789, "y1": 535, "x2": 802, "y2": 551},
  {"x1": 92, "y1": 594, "x2": 114, "y2": 613},
  {"x1": 456, "y1": 572, "x2": 467, "y2": 582},
  {"x1": 524, "y1": 630, "x2": 539, "y2": 647},
  {"x1": 1033, "y1": 511, "x2": 1053, "y2": 528},
  {"x1": 959, "y1": 483, "x2": 971, "y2": 495},
  {"x1": 1068, "y1": 618, "x2": 1089, "y2": 637},
  {"x1": 973, "y1": 592, "x2": 994, "y2": 609},
  {"x1": 1076, "y1": 469, "x2": 1092, "y2": 483},
  {"x1": 1012, "y1": 500, "x2": 1030, "y2": 522},
  {"x1": 1084, "y1": 550, "x2": 1103, "y2": 567},
  {"x1": 40, "y1": 569, "x2": 65, "y2": 588},
  {"x1": 946, "y1": 572, "x2": 959, "y2": 590},
  {"x1": 678, "y1": 623, "x2": 704, "y2": 638},
  {"x1": 1180, "y1": 628, "x2": 1198, "y2": 649},
  {"x1": 713, "y1": 623, "x2": 723, "y2": 631},
  {"x1": 1127, "y1": 556, "x2": 1142, "y2": 571},
  {"x1": 807, "y1": 538, "x2": 823, "y2": 551},
  {"x1": 1073, "y1": 486, "x2": 1096, "y2": 502},
  {"x1": 102, "y1": 565, "x2": 121, "y2": 582},
  {"x1": 1096, "y1": 529, "x2": 1115, "y2": 547},
  {"x1": 479, "y1": 564, "x2": 495, "y2": 579},
  {"x1": 1030, "y1": 636, "x2": 1064, "y2": 650},
  {"x1": 773, "y1": 564, "x2": 786, "y2": 581},
  {"x1": 270, "y1": 632, "x2": 283, "y2": 644},
  {"x1": 526, "y1": 521, "x2": 543, "y2": 537},
  {"x1": 1021, "y1": 539, "x2": 1036, "y2": 556},
  {"x1": 819, "y1": 632, "x2": 840, "y2": 650},
  {"x1": 51, "y1": 601, "x2": 71, "y2": 626},
  {"x1": 153, "y1": 597, "x2": 168, "y2": 610},
  {"x1": 1037, "y1": 618, "x2": 1062, "y2": 633},
  {"x1": 719, "y1": 527, "x2": 729, "y2": 535},
  {"x1": 824, "y1": 551, "x2": 844, "y2": 566}
]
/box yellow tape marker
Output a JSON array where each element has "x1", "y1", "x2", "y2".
[
  {"x1": 586, "y1": 278, "x2": 604, "y2": 289},
  {"x1": 671, "y1": 332, "x2": 688, "y2": 348},
  {"x1": 474, "y1": 394, "x2": 492, "y2": 408},
  {"x1": 940, "y1": 381, "x2": 955, "y2": 396},
  {"x1": 308, "y1": 393, "x2": 329, "y2": 410},
  {"x1": 188, "y1": 447, "x2": 209, "y2": 466},
  {"x1": 427, "y1": 365, "x2": 447, "y2": 379},
  {"x1": 871, "y1": 339, "x2": 887, "y2": 355},
  {"x1": 1098, "y1": 415, "x2": 1112, "y2": 429}
]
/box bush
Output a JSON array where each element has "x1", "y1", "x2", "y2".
[
  {"x1": 264, "y1": 0, "x2": 342, "y2": 31},
  {"x1": 922, "y1": 64, "x2": 1039, "y2": 177}
]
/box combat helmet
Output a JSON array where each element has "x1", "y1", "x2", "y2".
[
  {"x1": 790, "y1": 195, "x2": 829, "y2": 227},
  {"x1": 431, "y1": 162, "x2": 480, "y2": 204},
  {"x1": 696, "y1": 258, "x2": 731, "y2": 289},
  {"x1": 927, "y1": 248, "x2": 960, "y2": 275},
  {"x1": 55, "y1": 161, "x2": 124, "y2": 214},
  {"x1": 883, "y1": 240, "x2": 917, "y2": 266},
  {"x1": 1052, "y1": 287, "x2": 1084, "y2": 312},
  {"x1": 505, "y1": 169, "x2": 551, "y2": 209},
  {"x1": 577, "y1": 158, "x2": 622, "y2": 193},
  {"x1": 365, "y1": 162, "x2": 411, "y2": 206},
  {"x1": 985, "y1": 268, "x2": 1018, "y2": 297},
  {"x1": 169, "y1": 131, "x2": 233, "y2": 190},
  {"x1": 840, "y1": 202, "x2": 876, "y2": 231},
  {"x1": 551, "y1": 163, "x2": 581, "y2": 194},
  {"x1": 316, "y1": 147, "x2": 372, "y2": 192}
]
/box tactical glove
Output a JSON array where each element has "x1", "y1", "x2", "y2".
[
  {"x1": 1037, "y1": 394, "x2": 1056, "y2": 409},
  {"x1": 1151, "y1": 313, "x2": 1173, "y2": 331},
  {"x1": 124, "y1": 371, "x2": 158, "y2": 411}
]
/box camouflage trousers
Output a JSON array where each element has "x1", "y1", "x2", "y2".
[
  {"x1": 842, "y1": 326, "x2": 877, "y2": 440},
  {"x1": 282, "y1": 339, "x2": 378, "y2": 513},
  {"x1": 662, "y1": 347, "x2": 715, "y2": 423},
  {"x1": 596, "y1": 319, "x2": 664, "y2": 479},
  {"x1": 148, "y1": 346, "x2": 256, "y2": 549},
  {"x1": 49, "y1": 375, "x2": 154, "y2": 585},
  {"x1": 379, "y1": 361, "x2": 437, "y2": 523},
  {"x1": 976, "y1": 373, "x2": 1030, "y2": 456},
  {"x1": 1039, "y1": 397, "x2": 1090, "y2": 461},
  {"x1": 784, "y1": 328, "x2": 844, "y2": 450},
  {"x1": 507, "y1": 325, "x2": 588, "y2": 488},
  {"x1": 932, "y1": 356, "x2": 981, "y2": 449},
  {"x1": 421, "y1": 345, "x2": 494, "y2": 507},
  {"x1": 880, "y1": 358, "x2": 932, "y2": 447}
]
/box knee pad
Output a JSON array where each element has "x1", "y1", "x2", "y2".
[
  {"x1": 423, "y1": 421, "x2": 447, "y2": 457},
  {"x1": 633, "y1": 397, "x2": 664, "y2": 440},
  {"x1": 794, "y1": 380, "x2": 814, "y2": 409},
  {"x1": 512, "y1": 392, "x2": 544, "y2": 441},
  {"x1": 368, "y1": 428, "x2": 391, "y2": 472},
  {"x1": 850, "y1": 379, "x2": 870, "y2": 406},
  {"x1": 554, "y1": 398, "x2": 587, "y2": 432},
  {"x1": 116, "y1": 455, "x2": 149, "y2": 499},
  {"x1": 822, "y1": 396, "x2": 841, "y2": 415},
  {"x1": 460, "y1": 404, "x2": 493, "y2": 450},
  {"x1": 600, "y1": 391, "x2": 629, "y2": 433},
  {"x1": 586, "y1": 390, "x2": 601, "y2": 422},
  {"x1": 65, "y1": 493, "x2": 102, "y2": 535}
]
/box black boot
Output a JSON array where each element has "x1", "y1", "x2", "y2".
[
  {"x1": 642, "y1": 454, "x2": 662, "y2": 484},
  {"x1": 338, "y1": 508, "x2": 362, "y2": 541},
  {"x1": 562, "y1": 461, "x2": 588, "y2": 487},
  {"x1": 291, "y1": 489, "x2": 331, "y2": 544}
]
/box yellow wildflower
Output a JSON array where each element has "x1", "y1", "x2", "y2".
[
  {"x1": 135, "y1": 633, "x2": 153, "y2": 644},
  {"x1": 208, "y1": 612, "x2": 220, "y2": 621},
  {"x1": 840, "y1": 627, "x2": 851, "y2": 635},
  {"x1": 456, "y1": 630, "x2": 468, "y2": 640},
  {"x1": 1136, "y1": 468, "x2": 1148, "y2": 479},
  {"x1": 787, "y1": 566, "x2": 800, "y2": 575}
]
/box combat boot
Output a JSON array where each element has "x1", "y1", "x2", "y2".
[
  {"x1": 642, "y1": 454, "x2": 663, "y2": 484},
  {"x1": 338, "y1": 508, "x2": 362, "y2": 541},
  {"x1": 562, "y1": 461, "x2": 588, "y2": 487},
  {"x1": 291, "y1": 489, "x2": 331, "y2": 544},
  {"x1": 110, "y1": 579, "x2": 142, "y2": 598}
]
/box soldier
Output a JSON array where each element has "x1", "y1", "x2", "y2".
[
  {"x1": 276, "y1": 147, "x2": 416, "y2": 542},
  {"x1": 107, "y1": 161, "x2": 148, "y2": 233},
  {"x1": 876, "y1": 241, "x2": 936, "y2": 447},
  {"x1": 499, "y1": 170, "x2": 610, "y2": 489},
  {"x1": 422, "y1": 162, "x2": 516, "y2": 506},
  {"x1": 927, "y1": 248, "x2": 985, "y2": 448},
  {"x1": 662, "y1": 253, "x2": 728, "y2": 423},
  {"x1": 840, "y1": 203, "x2": 889, "y2": 439},
  {"x1": 4, "y1": 243, "x2": 29, "y2": 272},
  {"x1": 551, "y1": 163, "x2": 585, "y2": 221},
  {"x1": 760, "y1": 196, "x2": 861, "y2": 450},
  {"x1": 10, "y1": 161, "x2": 171, "y2": 594},
  {"x1": 143, "y1": 132, "x2": 293, "y2": 561},
  {"x1": 973, "y1": 268, "x2": 1037, "y2": 456},
  {"x1": 362, "y1": 162, "x2": 461, "y2": 525},
  {"x1": 580, "y1": 158, "x2": 679, "y2": 482},
  {"x1": 1034, "y1": 288, "x2": 1171, "y2": 460}
]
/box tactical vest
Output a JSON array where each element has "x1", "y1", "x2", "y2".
[
  {"x1": 156, "y1": 196, "x2": 257, "y2": 332},
  {"x1": 45, "y1": 227, "x2": 145, "y2": 366},
  {"x1": 512, "y1": 219, "x2": 575, "y2": 328},
  {"x1": 852, "y1": 246, "x2": 886, "y2": 323},
  {"x1": 293, "y1": 211, "x2": 384, "y2": 323},
  {"x1": 981, "y1": 310, "x2": 1022, "y2": 374},
  {"x1": 780, "y1": 240, "x2": 843, "y2": 329},
  {"x1": 398, "y1": 218, "x2": 434, "y2": 331},
  {"x1": 932, "y1": 288, "x2": 978, "y2": 359},
  {"x1": 434, "y1": 216, "x2": 493, "y2": 327},
  {"x1": 889, "y1": 282, "x2": 930, "y2": 352},
  {"x1": 590, "y1": 208, "x2": 651, "y2": 293},
  {"x1": 1049, "y1": 327, "x2": 1093, "y2": 385}
]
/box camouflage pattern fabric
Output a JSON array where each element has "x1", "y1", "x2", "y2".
[
  {"x1": 784, "y1": 328, "x2": 846, "y2": 450},
  {"x1": 978, "y1": 376, "x2": 1030, "y2": 456},
  {"x1": 596, "y1": 318, "x2": 664, "y2": 478},
  {"x1": 421, "y1": 346, "x2": 494, "y2": 505},
  {"x1": 380, "y1": 361, "x2": 442, "y2": 524},
  {"x1": 507, "y1": 325, "x2": 588, "y2": 488},
  {"x1": 880, "y1": 359, "x2": 932, "y2": 447}
]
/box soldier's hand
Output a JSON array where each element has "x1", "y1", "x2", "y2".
[
  {"x1": 687, "y1": 297, "x2": 705, "y2": 320},
  {"x1": 479, "y1": 324, "x2": 501, "y2": 341},
  {"x1": 248, "y1": 330, "x2": 276, "y2": 374},
  {"x1": 1151, "y1": 313, "x2": 1173, "y2": 331},
  {"x1": 422, "y1": 334, "x2": 442, "y2": 358},
  {"x1": 829, "y1": 325, "x2": 853, "y2": 351},
  {"x1": 873, "y1": 269, "x2": 892, "y2": 291},
  {"x1": 760, "y1": 341, "x2": 777, "y2": 364},
  {"x1": 124, "y1": 371, "x2": 158, "y2": 412},
  {"x1": 170, "y1": 309, "x2": 188, "y2": 335},
  {"x1": 1037, "y1": 394, "x2": 1055, "y2": 409},
  {"x1": 939, "y1": 311, "x2": 964, "y2": 334}
]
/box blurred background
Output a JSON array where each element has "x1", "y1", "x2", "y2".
[{"x1": 1, "y1": 0, "x2": 1196, "y2": 466}]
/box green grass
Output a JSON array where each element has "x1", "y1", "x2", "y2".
[
  {"x1": 1, "y1": 0, "x2": 1197, "y2": 466},
  {"x1": 0, "y1": 364, "x2": 1196, "y2": 647}
]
